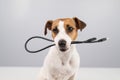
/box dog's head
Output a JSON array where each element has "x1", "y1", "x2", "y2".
[{"x1": 44, "y1": 17, "x2": 86, "y2": 52}]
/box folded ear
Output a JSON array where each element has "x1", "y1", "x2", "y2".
[
  {"x1": 73, "y1": 17, "x2": 86, "y2": 31},
  {"x1": 44, "y1": 20, "x2": 53, "y2": 35}
]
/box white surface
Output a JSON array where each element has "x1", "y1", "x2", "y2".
[{"x1": 0, "y1": 67, "x2": 120, "y2": 80}]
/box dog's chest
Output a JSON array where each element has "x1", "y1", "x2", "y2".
[
  {"x1": 50, "y1": 63, "x2": 74, "y2": 80},
  {"x1": 45, "y1": 46, "x2": 79, "y2": 79}
]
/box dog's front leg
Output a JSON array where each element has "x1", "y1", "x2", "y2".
[{"x1": 68, "y1": 74, "x2": 76, "y2": 80}]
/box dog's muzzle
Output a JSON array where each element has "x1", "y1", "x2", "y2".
[{"x1": 58, "y1": 39, "x2": 68, "y2": 52}]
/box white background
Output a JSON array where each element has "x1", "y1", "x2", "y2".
[{"x1": 0, "y1": 0, "x2": 120, "y2": 67}]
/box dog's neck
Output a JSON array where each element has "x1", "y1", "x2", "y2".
[{"x1": 56, "y1": 45, "x2": 76, "y2": 65}]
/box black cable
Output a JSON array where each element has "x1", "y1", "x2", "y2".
[
  {"x1": 25, "y1": 36, "x2": 107, "y2": 53},
  {"x1": 24, "y1": 36, "x2": 54, "y2": 53}
]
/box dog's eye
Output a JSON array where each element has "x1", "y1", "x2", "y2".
[
  {"x1": 67, "y1": 25, "x2": 74, "y2": 32},
  {"x1": 52, "y1": 27, "x2": 59, "y2": 34}
]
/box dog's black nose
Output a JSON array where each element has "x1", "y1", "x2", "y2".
[{"x1": 58, "y1": 39, "x2": 66, "y2": 48}]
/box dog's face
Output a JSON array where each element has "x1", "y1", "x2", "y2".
[{"x1": 44, "y1": 17, "x2": 86, "y2": 52}]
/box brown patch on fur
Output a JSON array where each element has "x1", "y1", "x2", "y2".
[
  {"x1": 44, "y1": 17, "x2": 86, "y2": 40},
  {"x1": 73, "y1": 17, "x2": 86, "y2": 31},
  {"x1": 63, "y1": 18, "x2": 78, "y2": 40},
  {"x1": 44, "y1": 20, "x2": 53, "y2": 35},
  {"x1": 51, "y1": 18, "x2": 78, "y2": 40},
  {"x1": 51, "y1": 19, "x2": 60, "y2": 39}
]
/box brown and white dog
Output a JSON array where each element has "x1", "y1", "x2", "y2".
[{"x1": 38, "y1": 17, "x2": 86, "y2": 80}]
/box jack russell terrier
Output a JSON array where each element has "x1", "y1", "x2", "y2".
[{"x1": 38, "y1": 17, "x2": 86, "y2": 80}]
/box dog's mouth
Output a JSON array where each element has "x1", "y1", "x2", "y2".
[{"x1": 59, "y1": 47, "x2": 68, "y2": 52}]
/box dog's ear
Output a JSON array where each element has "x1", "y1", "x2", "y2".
[
  {"x1": 44, "y1": 20, "x2": 53, "y2": 35},
  {"x1": 73, "y1": 17, "x2": 86, "y2": 31}
]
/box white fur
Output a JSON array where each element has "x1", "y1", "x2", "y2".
[
  {"x1": 54, "y1": 21, "x2": 72, "y2": 53},
  {"x1": 38, "y1": 21, "x2": 80, "y2": 80}
]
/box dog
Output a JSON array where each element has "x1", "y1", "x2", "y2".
[{"x1": 38, "y1": 17, "x2": 86, "y2": 80}]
